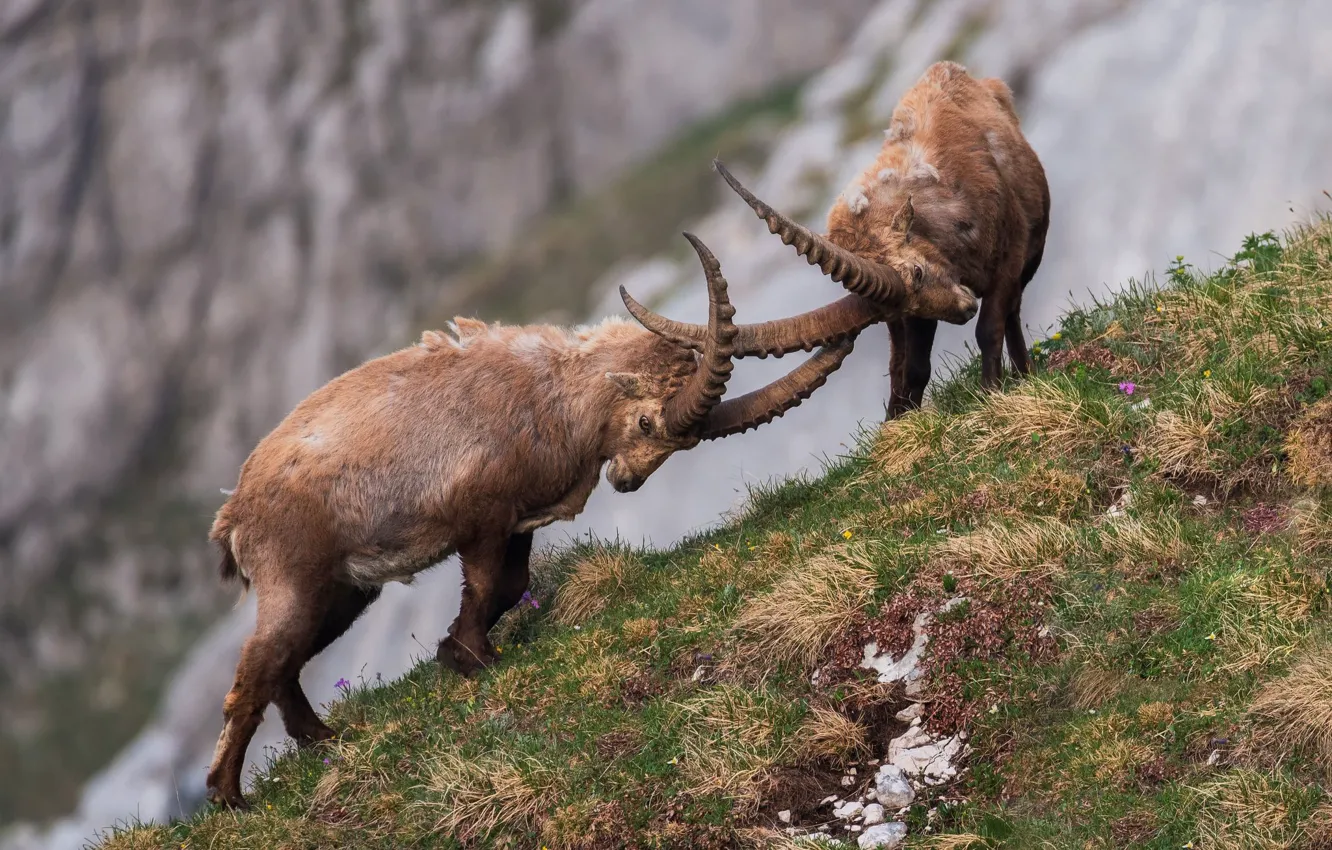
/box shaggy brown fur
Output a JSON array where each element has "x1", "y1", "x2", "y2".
[
  {"x1": 202, "y1": 235, "x2": 853, "y2": 809},
  {"x1": 710, "y1": 62, "x2": 1050, "y2": 416}
]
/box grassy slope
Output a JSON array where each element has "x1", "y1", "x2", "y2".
[{"x1": 100, "y1": 222, "x2": 1332, "y2": 849}]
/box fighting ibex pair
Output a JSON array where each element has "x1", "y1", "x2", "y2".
[{"x1": 206, "y1": 62, "x2": 1049, "y2": 808}]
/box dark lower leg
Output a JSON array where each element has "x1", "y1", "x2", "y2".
[
  {"x1": 976, "y1": 298, "x2": 1007, "y2": 389},
  {"x1": 487, "y1": 532, "x2": 533, "y2": 631},
  {"x1": 902, "y1": 317, "x2": 938, "y2": 410},
  {"x1": 275, "y1": 584, "x2": 380, "y2": 745},
  {"x1": 1005, "y1": 310, "x2": 1030, "y2": 376},
  {"x1": 886, "y1": 320, "x2": 911, "y2": 418},
  {"x1": 438, "y1": 535, "x2": 505, "y2": 677}
]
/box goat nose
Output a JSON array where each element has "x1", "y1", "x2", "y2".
[{"x1": 626, "y1": 475, "x2": 645, "y2": 492}]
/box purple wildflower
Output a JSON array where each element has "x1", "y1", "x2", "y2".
[
  {"x1": 335, "y1": 677, "x2": 350, "y2": 691},
  {"x1": 520, "y1": 590, "x2": 540, "y2": 609},
  {"x1": 1118, "y1": 381, "x2": 1136, "y2": 395},
  {"x1": 323, "y1": 758, "x2": 331, "y2": 765}
]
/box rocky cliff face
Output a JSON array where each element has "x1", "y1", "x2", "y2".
[
  {"x1": 0, "y1": 0, "x2": 874, "y2": 824},
  {"x1": 8, "y1": 0, "x2": 1332, "y2": 845}
]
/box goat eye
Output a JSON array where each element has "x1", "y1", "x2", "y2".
[
  {"x1": 639, "y1": 415, "x2": 652, "y2": 434},
  {"x1": 912, "y1": 264, "x2": 924, "y2": 284}
]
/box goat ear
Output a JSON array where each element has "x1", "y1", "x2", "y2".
[
  {"x1": 606, "y1": 372, "x2": 647, "y2": 399},
  {"x1": 891, "y1": 195, "x2": 915, "y2": 235}
]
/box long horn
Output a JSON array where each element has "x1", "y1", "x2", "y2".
[
  {"x1": 622, "y1": 287, "x2": 884, "y2": 359},
  {"x1": 660, "y1": 232, "x2": 738, "y2": 436},
  {"x1": 698, "y1": 338, "x2": 856, "y2": 441},
  {"x1": 713, "y1": 159, "x2": 911, "y2": 308}
]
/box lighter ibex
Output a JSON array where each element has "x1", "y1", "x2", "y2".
[
  {"x1": 629, "y1": 62, "x2": 1050, "y2": 416},
  {"x1": 205, "y1": 232, "x2": 976, "y2": 809}
]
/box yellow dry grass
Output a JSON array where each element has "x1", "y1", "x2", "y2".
[
  {"x1": 1212, "y1": 563, "x2": 1320, "y2": 673},
  {"x1": 1147, "y1": 408, "x2": 1219, "y2": 482},
  {"x1": 1250, "y1": 644, "x2": 1332, "y2": 772},
  {"x1": 871, "y1": 408, "x2": 951, "y2": 475},
  {"x1": 1286, "y1": 398, "x2": 1332, "y2": 489},
  {"x1": 933, "y1": 517, "x2": 1080, "y2": 581},
  {"x1": 1292, "y1": 498, "x2": 1332, "y2": 555},
  {"x1": 918, "y1": 835, "x2": 993, "y2": 849},
  {"x1": 1068, "y1": 713, "x2": 1154, "y2": 788},
  {"x1": 552, "y1": 549, "x2": 643, "y2": 625},
  {"x1": 730, "y1": 546, "x2": 877, "y2": 668},
  {"x1": 794, "y1": 705, "x2": 870, "y2": 763},
  {"x1": 420, "y1": 750, "x2": 560, "y2": 841},
  {"x1": 1099, "y1": 512, "x2": 1186, "y2": 571},
  {"x1": 1135, "y1": 701, "x2": 1176, "y2": 727},
  {"x1": 668, "y1": 686, "x2": 787, "y2": 806},
  {"x1": 960, "y1": 379, "x2": 1121, "y2": 459},
  {"x1": 1069, "y1": 664, "x2": 1130, "y2": 710},
  {"x1": 1188, "y1": 770, "x2": 1311, "y2": 850}
]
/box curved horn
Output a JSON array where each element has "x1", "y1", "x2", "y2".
[
  {"x1": 699, "y1": 337, "x2": 856, "y2": 441},
  {"x1": 660, "y1": 232, "x2": 738, "y2": 436},
  {"x1": 622, "y1": 287, "x2": 884, "y2": 359},
  {"x1": 713, "y1": 159, "x2": 911, "y2": 308}
]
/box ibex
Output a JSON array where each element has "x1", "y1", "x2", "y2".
[
  {"x1": 205, "y1": 232, "x2": 966, "y2": 809},
  {"x1": 628, "y1": 62, "x2": 1049, "y2": 417}
]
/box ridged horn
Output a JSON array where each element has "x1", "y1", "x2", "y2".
[
  {"x1": 622, "y1": 287, "x2": 884, "y2": 359},
  {"x1": 698, "y1": 338, "x2": 856, "y2": 441},
  {"x1": 659, "y1": 233, "x2": 738, "y2": 436},
  {"x1": 713, "y1": 159, "x2": 911, "y2": 308}
]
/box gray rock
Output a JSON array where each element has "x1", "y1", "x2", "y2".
[
  {"x1": 862, "y1": 803, "x2": 886, "y2": 826},
  {"x1": 872, "y1": 765, "x2": 915, "y2": 809},
  {"x1": 858, "y1": 822, "x2": 908, "y2": 849}
]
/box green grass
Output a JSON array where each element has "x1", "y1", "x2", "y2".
[{"x1": 97, "y1": 221, "x2": 1332, "y2": 849}]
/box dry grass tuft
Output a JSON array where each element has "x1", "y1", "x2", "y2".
[
  {"x1": 731, "y1": 546, "x2": 877, "y2": 668},
  {"x1": 1068, "y1": 714, "x2": 1154, "y2": 788},
  {"x1": 668, "y1": 686, "x2": 788, "y2": 806},
  {"x1": 933, "y1": 517, "x2": 1080, "y2": 581},
  {"x1": 1147, "y1": 408, "x2": 1220, "y2": 483},
  {"x1": 1188, "y1": 769, "x2": 1311, "y2": 850},
  {"x1": 1212, "y1": 563, "x2": 1321, "y2": 673},
  {"x1": 95, "y1": 827, "x2": 175, "y2": 850},
  {"x1": 1070, "y1": 664, "x2": 1131, "y2": 710},
  {"x1": 1100, "y1": 512, "x2": 1186, "y2": 571},
  {"x1": 421, "y1": 750, "x2": 560, "y2": 841},
  {"x1": 918, "y1": 836, "x2": 993, "y2": 850},
  {"x1": 794, "y1": 705, "x2": 870, "y2": 763},
  {"x1": 1250, "y1": 644, "x2": 1332, "y2": 772},
  {"x1": 1287, "y1": 399, "x2": 1332, "y2": 488},
  {"x1": 1136, "y1": 701, "x2": 1176, "y2": 727},
  {"x1": 552, "y1": 549, "x2": 643, "y2": 625},
  {"x1": 871, "y1": 408, "x2": 950, "y2": 475},
  {"x1": 962, "y1": 379, "x2": 1120, "y2": 459},
  {"x1": 1293, "y1": 498, "x2": 1332, "y2": 555}
]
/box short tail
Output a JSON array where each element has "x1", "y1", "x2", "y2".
[{"x1": 210, "y1": 511, "x2": 250, "y2": 603}]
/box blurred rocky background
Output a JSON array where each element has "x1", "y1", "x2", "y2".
[{"x1": 3, "y1": 0, "x2": 1331, "y2": 846}]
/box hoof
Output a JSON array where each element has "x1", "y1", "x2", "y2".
[
  {"x1": 292, "y1": 723, "x2": 337, "y2": 748},
  {"x1": 436, "y1": 636, "x2": 494, "y2": 678},
  {"x1": 207, "y1": 785, "x2": 250, "y2": 811}
]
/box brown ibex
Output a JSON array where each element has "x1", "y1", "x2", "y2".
[
  {"x1": 205, "y1": 232, "x2": 955, "y2": 809},
  {"x1": 630, "y1": 62, "x2": 1049, "y2": 417}
]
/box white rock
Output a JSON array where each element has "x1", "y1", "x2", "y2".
[
  {"x1": 858, "y1": 822, "x2": 908, "y2": 849},
  {"x1": 822, "y1": 794, "x2": 840, "y2": 805},
  {"x1": 841, "y1": 774, "x2": 856, "y2": 786},
  {"x1": 862, "y1": 803, "x2": 886, "y2": 826},
  {"x1": 872, "y1": 765, "x2": 915, "y2": 808},
  {"x1": 849, "y1": 824, "x2": 863, "y2": 833},
  {"x1": 778, "y1": 809, "x2": 792, "y2": 824},
  {"x1": 888, "y1": 729, "x2": 968, "y2": 786},
  {"x1": 834, "y1": 800, "x2": 864, "y2": 820},
  {"x1": 894, "y1": 703, "x2": 923, "y2": 722}
]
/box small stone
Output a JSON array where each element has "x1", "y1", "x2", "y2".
[
  {"x1": 847, "y1": 767, "x2": 857, "y2": 775},
  {"x1": 841, "y1": 774, "x2": 856, "y2": 786},
  {"x1": 858, "y1": 822, "x2": 908, "y2": 849},
  {"x1": 849, "y1": 825, "x2": 862, "y2": 833},
  {"x1": 833, "y1": 801, "x2": 864, "y2": 820},
  {"x1": 862, "y1": 803, "x2": 885, "y2": 826},
  {"x1": 873, "y1": 765, "x2": 915, "y2": 809},
  {"x1": 778, "y1": 809, "x2": 792, "y2": 824},
  {"x1": 894, "y1": 704, "x2": 923, "y2": 722},
  {"x1": 822, "y1": 795, "x2": 840, "y2": 805}
]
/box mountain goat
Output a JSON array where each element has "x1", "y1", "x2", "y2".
[
  {"x1": 631, "y1": 62, "x2": 1050, "y2": 417},
  {"x1": 203, "y1": 232, "x2": 916, "y2": 809}
]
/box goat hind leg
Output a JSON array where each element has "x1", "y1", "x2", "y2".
[
  {"x1": 902, "y1": 317, "x2": 939, "y2": 410},
  {"x1": 487, "y1": 532, "x2": 534, "y2": 632},
  {"x1": 1005, "y1": 307, "x2": 1030, "y2": 377},
  {"x1": 206, "y1": 581, "x2": 324, "y2": 809},
  {"x1": 886, "y1": 319, "x2": 912, "y2": 419},
  {"x1": 975, "y1": 296, "x2": 1007, "y2": 389},
  {"x1": 275, "y1": 583, "x2": 380, "y2": 746}
]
